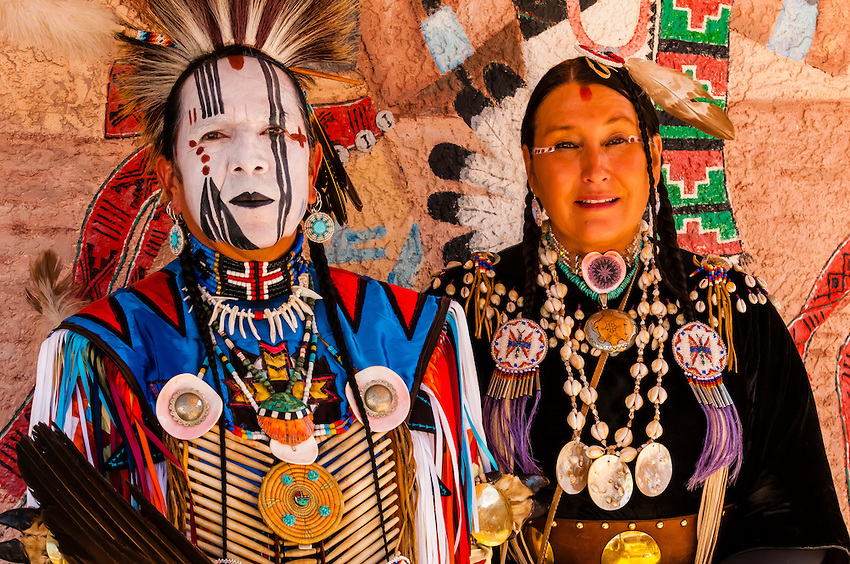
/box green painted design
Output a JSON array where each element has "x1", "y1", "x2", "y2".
[
  {"x1": 660, "y1": 124, "x2": 716, "y2": 140},
  {"x1": 665, "y1": 169, "x2": 727, "y2": 207},
  {"x1": 660, "y1": 0, "x2": 730, "y2": 45},
  {"x1": 674, "y1": 211, "x2": 739, "y2": 241}
]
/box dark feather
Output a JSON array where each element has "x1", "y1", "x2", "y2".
[
  {"x1": 25, "y1": 250, "x2": 86, "y2": 332},
  {"x1": 16, "y1": 424, "x2": 209, "y2": 564},
  {"x1": 311, "y1": 113, "x2": 362, "y2": 225}
]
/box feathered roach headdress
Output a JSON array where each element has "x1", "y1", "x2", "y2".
[{"x1": 120, "y1": 0, "x2": 362, "y2": 223}]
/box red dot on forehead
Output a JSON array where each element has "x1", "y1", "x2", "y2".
[
  {"x1": 228, "y1": 55, "x2": 244, "y2": 70},
  {"x1": 202, "y1": 165, "x2": 210, "y2": 176},
  {"x1": 580, "y1": 86, "x2": 592, "y2": 101}
]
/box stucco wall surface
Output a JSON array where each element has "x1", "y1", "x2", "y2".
[{"x1": 0, "y1": 0, "x2": 849, "y2": 534}]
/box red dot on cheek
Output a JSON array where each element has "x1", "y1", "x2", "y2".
[
  {"x1": 580, "y1": 86, "x2": 592, "y2": 101},
  {"x1": 202, "y1": 165, "x2": 210, "y2": 176},
  {"x1": 201, "y1": 154, "x2": 210, "y2": 163},
  {"x1": 196, "y1": 147, "x2": 204, "y2": 155},
  {"x1": 188, "y1": 140, "x2": 197, "y2": 148}
]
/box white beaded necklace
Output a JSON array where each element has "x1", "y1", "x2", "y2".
[{"x1": 536, "y1": 225, "x2": 676, "y2": 510}]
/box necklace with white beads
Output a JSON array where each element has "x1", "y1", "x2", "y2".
[{"x1": 536, "y1": 225, "x2": 675, "y2": 510}]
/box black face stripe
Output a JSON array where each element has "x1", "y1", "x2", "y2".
[
  {"x1": 193, "y1": 61, "x2": 225, "y2": 120},
  {"x1": 258, "y1": 59, "x2": 294, "y2": 240},
  {"x1": 210, "y1": 60, "x2": 224, "y2": 115},
  {"x1": 200, "y1": 177, "x2": 224, "y2": 241},
  {"x1": 194, "y1": 70, "x2": 211, "y2": 119},
  {"x1": 201, "y1": 177, "x2": 257, "y2": 250}
]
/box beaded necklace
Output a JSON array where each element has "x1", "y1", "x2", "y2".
[
  {"x1": 490, "y1": 222, "x2": 675, "y2": 510},
  {"x1": 191, "y1": 233, "x2": 308, "y2": 301}
]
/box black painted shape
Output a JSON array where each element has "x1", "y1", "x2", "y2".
[
  {"x1": 421, "y1": 0, "x2": 442, "y2": 16},
  {"x1": 661, "y1": 136, "x2": 724, "y2": 153},
  {"x1": 580, "y1": 0, "x2": 598, "y2": 10},
  {"x1": 511, "y1": 0, "x2": 568, "y2": 39},
  {"x1": 658, "y1": 38, "x2": 729, "y2": 60},
  {"x1": 453, "y1": 68, "x2": 492, "y2": 128},
  {"x1": 428, "y1": 191, "x2": 462, "y2": 225},
  {"x1": 673, "y1": 202, "x2": 733, "y2": 215},
  {"x1": 429, "y1": 143, "x2": 472, "y2": 181},
  {"x1": 443, "y1": 232, "x2": 475, "y2": 263},
  {"x1": 484, "y1": 63, "x2": 526, "y2": 102}
]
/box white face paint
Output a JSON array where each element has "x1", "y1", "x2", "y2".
[{"x1": 174, "y1": 55, "x2": 312, "y2": 251}]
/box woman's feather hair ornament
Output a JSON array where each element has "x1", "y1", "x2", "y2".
[{"x1": 578, "y1": 45, "x2": 735, "y2": 141}]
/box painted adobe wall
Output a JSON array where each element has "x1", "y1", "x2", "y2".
[{"x1": 0, "y1": 0, "x2": 849, "y2": 529}]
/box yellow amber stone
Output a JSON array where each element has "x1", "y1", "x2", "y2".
[
  {"x1": 470, "y1": 482, "x2": 513, "y2": 547},
  {"x1": 601, "y1": 531, "x2": 661, "y2": 564}
]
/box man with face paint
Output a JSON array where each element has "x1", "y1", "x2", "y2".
[
  {"x1": 7, "y1": 2, "x2": 504, "y2": 564},
  {"x1": 162, "y1": 55, "x2": 319, "y2": 255}
]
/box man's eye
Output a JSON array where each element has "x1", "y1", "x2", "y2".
[
  {"x1": 200, "y1": 131, "x2": 225, "y2": 141},
  {"x1": 606, "y1": 136, "x2": 628, "y2": 146},
  {"x1": 265, "y1": 126, "x2": 285, "y2": 136}
]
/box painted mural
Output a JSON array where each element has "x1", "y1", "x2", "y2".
[{"x1": 0, "y1": 0, "x2": 849, "y2": 527}]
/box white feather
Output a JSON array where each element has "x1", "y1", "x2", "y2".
[{"x1": 0, "y1": 0, "x2": 120, "y2": 60}]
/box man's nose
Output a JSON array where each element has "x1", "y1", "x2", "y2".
[{"x1": 230, "y1": 132, "x2": 270, "y2": 174}]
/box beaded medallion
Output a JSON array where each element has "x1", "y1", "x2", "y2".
[
  {"x1": 490, "y1": 318, "x2": 548, "y2": 373},
  {"x1": 671, "y1": 321, "x2": 727, "y2": 380},
  {"x1": 304, "y1": 211, "x2": 334, "y2": 244}
]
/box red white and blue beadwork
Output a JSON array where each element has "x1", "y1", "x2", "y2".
[
  {"x1": 490, "y1": 318, "x2": 548, "y2": 373},
  {"x1": 671, "y1": 321, "x2": 728, "y2": 380}
]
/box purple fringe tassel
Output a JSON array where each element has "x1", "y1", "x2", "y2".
[
  {"x1": 483, "y1": 391, "x2": 542, "y2": 475},
  {"x1": 687, "y1": 402, "x2": 744, "y2": 490}
]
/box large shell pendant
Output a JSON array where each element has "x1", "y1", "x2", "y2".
[
  {"x1": 587, "y1": 454, "x2": 634, "y2": 511},
  {"x1": 634, "y1": 442, "x2": 673, "y2": 497},
  {"x1": 555, "y1": 440, "x2": 591, "y2": 494},
  {"x1": 584, "y1": 309, "x2": 637, "y2": 353}
]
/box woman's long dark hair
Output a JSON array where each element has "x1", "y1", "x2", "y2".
[{"x1": 519, "y1": 58, "x2": 694, "y2": 319}]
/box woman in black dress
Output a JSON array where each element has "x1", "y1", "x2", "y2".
[{"x1": 431, "y1": 52, "x2": 850, "y2": 564}]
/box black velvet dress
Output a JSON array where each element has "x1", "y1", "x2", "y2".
[{"x1": 431, "y1": 244, "x2": 850, "y2": 562}]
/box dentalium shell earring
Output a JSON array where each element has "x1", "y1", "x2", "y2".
[
  {"x1": 303, "y1": 199, "x2": 334, "y2": 244},
  {"x1": 166, "y1": 202, "x2": 185, "y2": 255}
]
